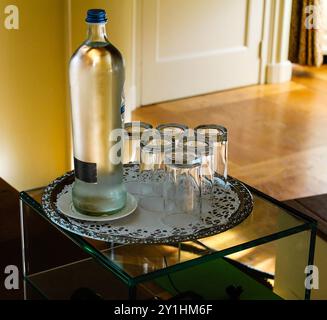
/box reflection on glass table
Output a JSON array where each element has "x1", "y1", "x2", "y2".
[{"x1": 20, "y1": 178, "x2": 316, "y2": 300}]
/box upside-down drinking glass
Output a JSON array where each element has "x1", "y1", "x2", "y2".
[
  {"x1": 162, "y1": 151, "x2": 202, "y2": 227},
  {"x1": 195, "y1": 125, "x2": 228, "y2": 185},
  {"x1": 123, "y1": 122, "x2": 152, "y2": 164},
  {"x1": 140, "y1": 134, "x2": 173, "y2": 197},
  {"x1": 182, "y1": 136, "x2": 214, "y2": 196},
  {"x1": 157, "y1": 123, "x2": 188, "y2": 147}
]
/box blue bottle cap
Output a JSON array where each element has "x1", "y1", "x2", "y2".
[{"x1": 86, "y1": 9, "x2": 108, "y2": 23}]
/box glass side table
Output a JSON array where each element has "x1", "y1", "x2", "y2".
[{"x1": 19, "y1": 183, "x2": 317, "y2": 300}]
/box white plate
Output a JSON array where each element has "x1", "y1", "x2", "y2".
[{"x1": 57, "y1": 191, "x2": 138, "y2": 222}]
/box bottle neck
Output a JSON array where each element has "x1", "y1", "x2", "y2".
[{"x1": 86, "y1": 23, "x2": 108, "y2": 43}]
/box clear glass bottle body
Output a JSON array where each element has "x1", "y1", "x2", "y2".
[{"x1": 69, "y1": 22, "x2": 126, "y2": 216}]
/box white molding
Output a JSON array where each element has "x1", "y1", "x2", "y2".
[
  {"x1": 157, "y1": 46, "x2": 248, "y2": 63},
  {"x1": 322, "y1": 2, "x2": 327, "y2": 55},
  {"x1": 262, "y1": 0, "x2": 293, "y2": 84},
  {"x1": 266, "y1": 60, "x2": 293, "y2": 83},
  {"x1": 259, "y1": 0, "x2": 272, "y2": 84},
  {"x1": 125, "y1": 85, "x2": 137, "y2": 122},
  {"x1": 125, "y1": 0, "x2": 143, "y2": 115}
]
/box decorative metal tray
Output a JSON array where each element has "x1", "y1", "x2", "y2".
[{"x1": 42, "y1": 164, "x2": 253, "y2": 244}]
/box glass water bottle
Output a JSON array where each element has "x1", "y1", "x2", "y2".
[{"x1": 69, "y1": 9, "x2": 127, "y2": 216}]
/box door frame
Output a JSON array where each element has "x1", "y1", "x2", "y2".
[{"x1": 260, "y1": 0, "x2": 293, "y2": 84}]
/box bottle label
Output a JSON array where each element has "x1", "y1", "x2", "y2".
[
  {"x1": 74, "y1": 158, "x2": 97, "y2": 183},
  {"x1": 121, "y1": 104, "x2": 125, "y2": 116},
  {"x1": 121, "y1": 89, "x2": 125, "y2": 123}
]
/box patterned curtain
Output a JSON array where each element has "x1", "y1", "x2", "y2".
[{"x1": 289, "y1": 0, "x2": 324, "y2": 67}]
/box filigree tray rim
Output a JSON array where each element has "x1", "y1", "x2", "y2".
[{"x1": 41, "y1": 166, "x2": 254, "y2": 244}]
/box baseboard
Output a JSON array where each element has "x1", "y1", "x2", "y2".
[{"x1": 266, "y1": 60, "x2": 293, "y2": 84}]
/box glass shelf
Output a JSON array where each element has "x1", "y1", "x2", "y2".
[{"x1": 20, "y1": 181, "x2": 317, "y2": 300}]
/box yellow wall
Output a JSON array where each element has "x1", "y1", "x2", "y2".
[
  {"x1": 312, "y1": 236, "x2": 327, "y2": 300},
  {"x1": 274, "y1": 211, "x2": 327, "y2": 299},
  {"x1": 0, "y1": 0, "x2": 134, "y2": 190},
  {"x1": 0, "y1": 0, "x2": 70, "y2": 190}
]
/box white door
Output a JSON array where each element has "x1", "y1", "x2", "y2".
[{"x1": 141, "y1": 0, "x2": 264, "y2": 105}]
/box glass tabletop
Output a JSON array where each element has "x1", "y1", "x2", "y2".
[{"x1": 20, "y1": 181, "x2": 316, "y2": 292}]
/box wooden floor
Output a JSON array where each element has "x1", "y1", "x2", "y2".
[{"x1": 133, "y1": 65, "x2": 327, "y2": 202}]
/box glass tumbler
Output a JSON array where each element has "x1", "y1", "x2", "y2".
[
  {"x1": 162, "y1": 151, "x2": 202, "y2": 227},
  {"x1": 157, "y1": 123, "x2": 188, "y2": 147},
  {"x1": 140, "y1": 134, "x2": 173, "y2": 196},
  {"x1": 195, "y1": 125, "x2": 228, "y2": 185},
  {"x1": 182, "y1": 136, "x2": 214, "y2": 196},
  {"x1": 123, "y1": 122, "x2": 152, "y2": 165}
]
